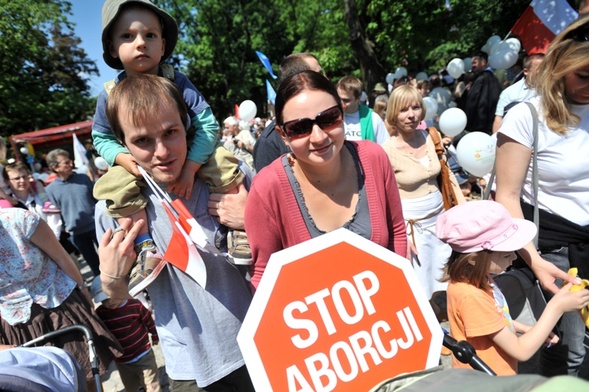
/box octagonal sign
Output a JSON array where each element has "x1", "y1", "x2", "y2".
[{"x1": 237, "y1": 228, "x2": 443, "y2": 392}]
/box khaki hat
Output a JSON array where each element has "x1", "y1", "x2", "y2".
[
  {"x1": 373, "y1": 83, "x2": 387, "y2": 93},
  {"x1": 101, "y1": 0, "x2": 178, "y2": 70}
]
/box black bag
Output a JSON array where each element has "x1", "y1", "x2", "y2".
[{"x1": 493, "y1": 266, "x2": 546, "y2": 326}]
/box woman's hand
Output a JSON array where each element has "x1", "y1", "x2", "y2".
[
  {"x1": 406, "y1": 240, "x2": 418, "y2": 264},
  {"x1": 98, "y1": 218, "x2": 144, "y2": 300},
  {"x1": 530, "y1": 257, "x2": 579, "y2": 294}
]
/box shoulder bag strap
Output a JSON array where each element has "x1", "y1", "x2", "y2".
[
  {"x1": 524, "y1": 102, "x2": 539, "y2": 248},
  {"x1": 428, "y1": 126, "x2": 445, "y2": 160}
]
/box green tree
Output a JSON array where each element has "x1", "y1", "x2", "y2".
[
  {"x1": 159, "y1": 0, "x2": 537, "y2": 118},
  {"x1": 159, "y1": 0, "x2": 352, "y2": 119},
  {"x1": 0, "y1": 0, "x2": 98, "y2": 137},
  {"x1": 359, "y1": 0, "x2": 531, "y2": 76}
]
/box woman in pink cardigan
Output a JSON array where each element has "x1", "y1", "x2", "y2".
[{"x1": 245, "y1": 70, "x2": 407, "y2": 288}]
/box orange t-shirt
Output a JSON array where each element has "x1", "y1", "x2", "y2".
[{"x1": 447, "y1": 281, "x2": 517, "y2": 375}]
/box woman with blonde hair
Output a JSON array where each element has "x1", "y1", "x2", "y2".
[
  {"x1": 495, "y1": 14, "x2": 589, "y2": 377},
  {"x1": 382, "y1": 85, "x2": 464, "y2": 299}
]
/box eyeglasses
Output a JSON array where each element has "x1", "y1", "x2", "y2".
[
  {"x1": 280, "y1": 105, "x2": 343, "y2": 139},
  {"x1": 9, "y1": 175, "x2": 29, "y2": 182},
  {"x1": 565, "y1": 24, "x2": 589, "y2": 42}
]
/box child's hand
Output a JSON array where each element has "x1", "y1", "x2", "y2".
[
  {"x1": 168, "y1": 161, "x2": 201, "y2": 199},
  {"x1": 115, "y1": 153, "x2": 141, "y2": 177},
  {"x1": 168, "y1": 172, "x2": 194, "y2": 199},
  {"x1": 551, "y1": 282, "x2": 589, "y2": 313}
]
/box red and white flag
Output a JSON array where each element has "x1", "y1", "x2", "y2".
[
  {"x1": 511, "y1": 0, "x2": 578, "y2": 55},
  {"x1": 139, "y1": 167, "x2": 219, "y2": 288}
]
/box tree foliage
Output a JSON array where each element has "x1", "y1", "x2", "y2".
[
  {"x1": 0, "y1": 0, "x2": 98, "y2": 137},
  {"x1": 159, "y1": 0, "x2": 351, "y2": 119},
  {"x1": 157, "y1": 0, "x2": 536, "y2": 119},
  {"x1": 0, "y1": 0, "x2": 561, "y2": 134}
]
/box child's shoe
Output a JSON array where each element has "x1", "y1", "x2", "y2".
[
  {"x1": 128, "y1": 241, "x2": 166, "y2": 297},
  {"x1": 42, "y1": 201, "x2": 60, "y2": 213},
  {"x1": 227, "y1": 229, "x2": 252, "y2": 265}
]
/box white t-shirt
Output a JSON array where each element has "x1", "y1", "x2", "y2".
[
  {"x1": 344, "y1": 110, "x2": 390, "y2": 145},
  {"x1": 495, "y1": 78, "x2": 537, "y2": 117},
  {"x1": 499, "y1": 96, "x2": 589, "y2": 225}
]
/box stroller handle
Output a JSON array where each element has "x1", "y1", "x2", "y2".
[
  {"x1": 21, "y1": 325, "x2": 94, "y2": 348},
  {"x1": 20, "y1": 325, "x2": 101, "y2": 391},
  {"x1": 442, "y1": 329, "x2": 496, "y2": 376}
]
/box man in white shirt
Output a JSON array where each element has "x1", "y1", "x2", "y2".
[
  {"x1": 492, "y1": 53, "x2": 544, "y2": 133},
  {"x1": 336, "y1": 76, "x2": 390, "y2": 145}
]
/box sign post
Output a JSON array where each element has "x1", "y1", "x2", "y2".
[{"x1": 238, "y1": 228, "x2": 443, "y2": 392}]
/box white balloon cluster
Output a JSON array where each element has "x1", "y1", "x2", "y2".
[
  {"x1": 481, "y1": 35, "x2": 522, "y2": 70},
  {"x1": 436, "y1": 106, "x2": 496, "y2": 177},
  {"x1": 386, "y1": 67, "x2": 408, "y2": 84}
]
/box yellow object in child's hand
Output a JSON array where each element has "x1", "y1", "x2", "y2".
[{"x1": 566, "y1": 268, "x2": 589, "y2": 328}]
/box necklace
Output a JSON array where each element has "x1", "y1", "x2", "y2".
[{"x1": 395, "y1": 130, "x2": 427, "y2": 157}]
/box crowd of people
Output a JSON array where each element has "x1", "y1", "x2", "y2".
[{"x1": 2, "y1": 0, "x2": 589, "y2": 390}]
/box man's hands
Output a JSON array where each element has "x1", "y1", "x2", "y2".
[
  {"x1": 98, "y1": 218, "x2": 144, "y2": 300},
  {"x1": 208, "y1": 183, "x2": 247, "y2": 230}
]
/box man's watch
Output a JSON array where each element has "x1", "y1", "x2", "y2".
[{"x1": 77, "y1": 281, "x2": 90, "y2": 290}]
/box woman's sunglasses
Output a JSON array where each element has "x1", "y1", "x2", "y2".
[
  {"x1": 565, "y1": 24, "x2": 589, "y2": 42},
  {"x1": 280, "y1": 105, "x2": 343, "y2": 139}
]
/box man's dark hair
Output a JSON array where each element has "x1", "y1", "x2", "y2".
[
  {"x1": 279, "y1": 53, "x2": 319, "y2": 82},
  {"x1": 473, "y1": 51, "x2": 488, "y2": 62}
]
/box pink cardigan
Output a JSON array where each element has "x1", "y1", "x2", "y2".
[{"x1": 245, "y1": 140, "x2": 407, "y2": 288}]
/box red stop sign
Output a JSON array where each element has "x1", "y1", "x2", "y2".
[{"x1": 238, "y1": 229, "x2": 443, "y2": 391}]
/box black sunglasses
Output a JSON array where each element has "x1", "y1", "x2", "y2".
[
  {"x1": 281, "y1": 105, "x2": 343, "y2": 139},
  {"x1": 565, "y1": 24, "x2": 589, "y2": 42}
]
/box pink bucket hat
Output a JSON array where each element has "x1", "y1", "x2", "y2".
[{"x1": 436, "y1": 200, "x2": 537, "y2": 253}]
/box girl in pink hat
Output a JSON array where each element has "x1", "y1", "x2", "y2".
[{"x1": 437, "y1": 200, "x2": 589, "y2": 376}]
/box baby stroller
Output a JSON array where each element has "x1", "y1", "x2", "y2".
[{"x1": 0, "y1": 325, "x2": 101, "y2": 392}]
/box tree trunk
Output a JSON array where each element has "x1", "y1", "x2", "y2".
[{"x1": 342, "y1": 0, "x2": 386, "y2": 97}]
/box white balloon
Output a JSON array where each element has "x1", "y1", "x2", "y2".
[
  {"x1": 488, "y1": 48, "x2": 518, "y2": 70},
  {"x1": 489, "y1": 41, "x2": 503, "y2": 56},
  {"x1": 415, "y1": 72, "x2": 428, "y2": 81},
  {"x1": 486, "y1": 35, "x2": 501, "y2": 48},
  {"x1": 423, "y1": 97, "x2": 438, "y2": 121},
  {"x1": 239, "y1": 100, "x2": 257, "y2": 122},
  {"x1": 20, "y1": 147, "x2": 29, "y2": 155},
  {"x1": 396, "y1": 67, "x2": 408, "y2": 77},
  {"x1": 462, "y1": 57, "x2": 472, "y2": 72},
  {"x1": 482, "y1": 35, "x2": 501, "y2": 54},
  {"x1": 456, "y1": 132, "x2": 496, "y2": 177},
  {"x1": 505, "y1": 37, "x2": 521, "y2": 53},
  {"x1": 386, "y1": 72, "x2": 395, "y2": 84},
  {"x1": 438, "y1": 108, "x2": 467, "y2": 137},
  {"x1": 446, "y1": 58, "x2": 465, "y2": 79}
]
